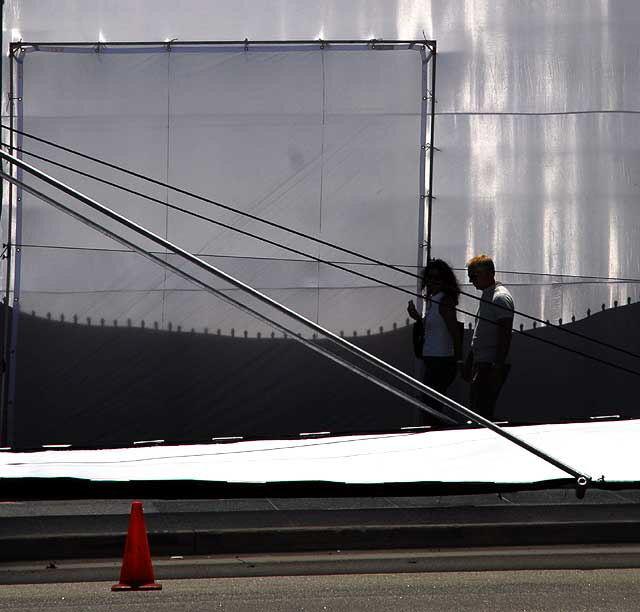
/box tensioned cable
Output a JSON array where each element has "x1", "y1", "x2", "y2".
[
  {"x1": 18, "y1": 277, "x2": 632, "y2": 292},
  {"x1": 7, "y1": 128, "x2": 640, "y2": 357},
  {"x1": 8, "y1": 240, "x2": 640, "y2": 282},
  {"x1": 5, "y1": 127, "x2": 640, "y2": 362},
  {"x1": 6, "y1": 125, "x2": 639, "y2": 278},
  {"x1": 2, "y1": 433, "x2": 428, "y2": 466},
  {"x1": 2, "y1": 143, "x2": 638, "y2": 380},
  {"x1": 2, "y1": 165, "x2": 638, "y2": 381},
  {"x1": 2, "y1": 144, "x2": 639, "y2": 377},
  {"x1": 2, "y1": 171, "x2": 455, "y2": 427},
  {"x1": 0, "y1": 161, "x2": 591, "y2": 483},
  {"x1": 5, "y1": 134, "x2": 640, "y2": 370},
  {"x1": 12, "y1": 240, "x2": 640, "y2": 283},
  {"x1": 5, "y1": 143, "x2": 640, "y2": 375},
  {"x1": 452, "y1": 267, "x2": 640, "y2": 284}
]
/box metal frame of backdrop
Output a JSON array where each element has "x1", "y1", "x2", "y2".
[{"x1": 0, "y1": 39, "x2": 437, "y2": 447}]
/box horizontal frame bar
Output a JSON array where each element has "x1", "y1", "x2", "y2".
[
  {"x1": 11, "y1": 39, "x2": 435, "y2": 56},
  {"x1": 11, "y1": 39, "x2": 435, "y2": 48}
]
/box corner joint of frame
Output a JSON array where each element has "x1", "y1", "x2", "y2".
[{"x1": 9, "y1": 43, "x2": 26, "y2": 60}]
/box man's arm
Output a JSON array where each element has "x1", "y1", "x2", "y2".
[{"x1": 494, "y1": 318, "x2": 512, "y2": 366}]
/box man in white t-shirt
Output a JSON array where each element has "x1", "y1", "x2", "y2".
[{"x1": 462, "y1": 254, "x2": 514, "y2": 420}]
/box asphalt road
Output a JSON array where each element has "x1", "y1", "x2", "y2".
[
  {"x1": 4, "y1": 545, "x2": 640, "y2": 585},
  {"x1": 1, "y1": 569, "x2": 639, "y2": 612}
]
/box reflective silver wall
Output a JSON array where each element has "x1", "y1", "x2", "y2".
[{"x1": 3, "y1": 0, "x2": 639, "y2": 329}]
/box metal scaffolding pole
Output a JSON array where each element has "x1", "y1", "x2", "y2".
[
  {"x1": 0, "y1": 43, "x2": 17, "y2": 447},
  {"x1": 426, "y1": 43, "x2": 437, "y2": 263},
  {"x1": 0, "y1": 151, "x2": 591, "y2": 485},
  {"x1": 4, "y1": 174, "x2": 458, "y2": 426}
]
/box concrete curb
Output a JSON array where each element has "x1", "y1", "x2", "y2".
[{"x1": 2, "y1": 519, "x2": 640, "y2": 562}]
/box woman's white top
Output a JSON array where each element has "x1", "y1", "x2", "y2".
[{"x1": 421, "y1": 291, "x2": 455, "y2": 357}]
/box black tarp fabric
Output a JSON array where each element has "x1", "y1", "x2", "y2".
[{"x1": 3, "y1": 301, "x2": 640, "y2": 449}]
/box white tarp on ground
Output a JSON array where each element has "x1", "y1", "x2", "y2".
[{"x1": 0, "y1": 419, "x2": 637, "y2": 484}]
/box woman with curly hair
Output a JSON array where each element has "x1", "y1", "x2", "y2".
[{"x1": 407, "y1": 259, "x2": 463, "y2": 418}]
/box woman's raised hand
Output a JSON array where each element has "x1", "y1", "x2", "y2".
[{"x1": 407, "y1": 300, "x2": 420, "y2": 321}]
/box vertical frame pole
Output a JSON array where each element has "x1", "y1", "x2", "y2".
[
  {"x1": 6, "y1": 49, "x2": 24, "y2": 445},
  {"x1": 416, "y1": 47, "x2": 431, "y2": 310},
  {"x1": 412, "y1": 46, "x2": 433, "y2": 420},
  {"x1": 0, "y1": 44, "x2": 15, "y2": 446},
  {"x1": 426, "y1": 43, "x2": 437, "y2": 265},
  {"x1": 0, "y1": 45, "x2": 22, "y2": 446}
]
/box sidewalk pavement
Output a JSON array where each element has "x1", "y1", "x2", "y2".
[{"x1": 1, "y1": 487, "x2": 640, "y2": 563}]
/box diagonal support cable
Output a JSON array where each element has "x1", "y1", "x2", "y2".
[
  {"x1": 2, "y1": 174, "x2": 457, "y2": 426},
  {"x1": 4, "y1": 141, "x2": 640, "y2": 378},
  {"x1": 4, "y1": 131, "x2": 640, "y2": 364},
  {"x1": 0, "y1": 151, "x2": 591, "y2": 484}
]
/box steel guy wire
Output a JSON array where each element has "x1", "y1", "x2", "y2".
[
  {"x1": 0, "y1": 165, "x2": 591, "y2": 483},
  {"x1": 3, "y1": 129, "x2": 640, "y2": 366},
  {"x1": 4, "y1": 137, "x2": 640, "y2": 374}
]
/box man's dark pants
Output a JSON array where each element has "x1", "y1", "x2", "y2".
[{"x1": 470, "y1": 362, "x2": 511, "y2": 420}]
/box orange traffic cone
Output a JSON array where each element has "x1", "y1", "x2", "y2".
[{"x1": 112, "y1": 501, "x2": 162, "y2": 591}]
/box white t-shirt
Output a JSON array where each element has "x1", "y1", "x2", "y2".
[
  {"x1": 471, "y1": 282, "x2": 514, "y2": 363},
  {"x1": 422, "y1": 292, "x2": 455, "y2": 357}
]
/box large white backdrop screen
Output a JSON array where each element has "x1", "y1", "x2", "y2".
[{"x1": 17, "y1": 47, "x2": 423, "y2": 335}]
